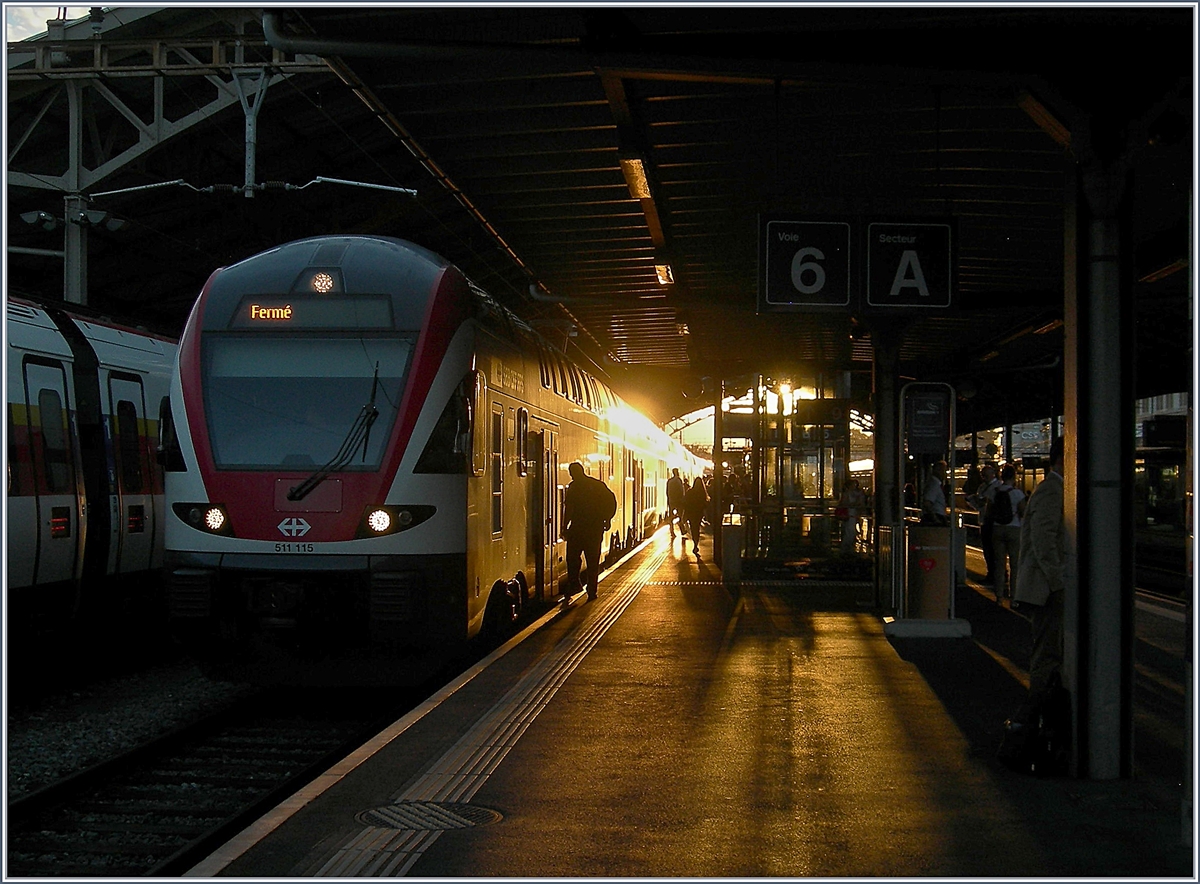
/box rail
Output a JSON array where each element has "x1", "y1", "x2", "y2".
[{"x1": 6, "y1": 690, "x2": 398, "y2": 877}]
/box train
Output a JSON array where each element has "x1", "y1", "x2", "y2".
[
  {"x1": 1134, "y1": 429, "x2": 1192, "y2": 599},
  {"x1": 6, "y1": 297, "x2": 177, "y2": 622},
  {"x1": 160, "y1": 235, "x2": 705, "y2": 681}
]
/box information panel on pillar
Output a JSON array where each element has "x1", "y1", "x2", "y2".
[
  {"x1": 905, "y1": 387, "x2": 951, "y2": 456},
  {"x1": 757, "y1": 215, "x2": 853, "y2": 312}
]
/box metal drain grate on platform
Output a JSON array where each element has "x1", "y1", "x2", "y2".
[{"x1": 355, "y1": 801, "x2": 503, "y2": 831}]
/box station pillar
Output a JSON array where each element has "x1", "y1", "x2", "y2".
[
  {"x1": 871, "y1": 323, "x2": 903, "y2": 611},
  {"x1": 1064, "y1": 158, "x2": 1137, "y2": 779}
]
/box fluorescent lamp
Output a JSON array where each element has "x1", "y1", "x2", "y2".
[{"x1": 620, "y1": 156, "x2": 652, "y2": 199}]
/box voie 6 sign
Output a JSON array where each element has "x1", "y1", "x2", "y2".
[{"x1": 759, "y1": 217, "x2": 852, "y2": 310}]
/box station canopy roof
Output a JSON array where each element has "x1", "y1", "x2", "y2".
[{"x1": 6, "y1": 6, "x2": 1193, "y2": 433}]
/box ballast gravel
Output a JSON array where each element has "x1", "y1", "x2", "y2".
[{"x1": 7, "y1": 660, "x2": 255, "y2": 801}]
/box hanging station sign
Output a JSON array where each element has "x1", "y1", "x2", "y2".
[
  {"x1": 758, "y1": 215, "x2": 955, "y2": 313},
  {"x1": 758, "y1": 217, "x2": 852, "y2": 310},
  {"x1": 866, "y1": 222, "x2": 953, "y2": 308}
]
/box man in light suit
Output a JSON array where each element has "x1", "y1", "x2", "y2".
[{"x1": 1013, "y1": 436, "x2": 1066, "y2": 701}]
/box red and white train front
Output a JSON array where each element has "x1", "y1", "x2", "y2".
[{"x1": 163, "y1": 236, "x2": 477, "y2": 663}]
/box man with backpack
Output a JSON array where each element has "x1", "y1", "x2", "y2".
[
  {"x1": 991, "y1": 464, "x2": 1026, "y2": 604},
  {"x1": 562, "y1": 461, "x2": 618, "y2": 603}
]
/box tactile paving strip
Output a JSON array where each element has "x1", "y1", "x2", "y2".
[{"x1": 304, "y1": 545, "x2": 671, "y2": 876}]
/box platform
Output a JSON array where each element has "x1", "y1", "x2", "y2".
[{"x1": 189, "y1": 529, "x2": 1192, "y2": 878}]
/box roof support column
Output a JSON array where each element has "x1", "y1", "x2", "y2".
[
  {"x1": 712, "y1": 379, "x2": 725, "y2": 567},
  {"x1": 871, "y1": 322, "x2": 903, "y2": 609},
  {"x1": 1063, "y1": 158, "x2": 1136, "y2": 780},
  {"x1": 63, "y1": 81, "x2": 87, "y2": 304},
  {"x1": 233, "y1": 68, "x2": 273, "y2": 198}
]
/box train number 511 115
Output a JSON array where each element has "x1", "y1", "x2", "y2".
[{"x1": 274, "y1": 542, "x2": 315, "y2": 554}]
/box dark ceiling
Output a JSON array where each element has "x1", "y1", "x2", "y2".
[{"x1": 6, "y1": 6, "x2": 1194, "y2": 431}]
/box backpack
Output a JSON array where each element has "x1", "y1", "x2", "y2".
[
  {"x1": 997, "y1": 673, "x2": 1070, "y2": 776},
  {"x1": 991, "y1": 486, "x2": 1014, "y2": 525},
  {"x1": 604, "y1": 483, "x2": 617, "y2": 520}
]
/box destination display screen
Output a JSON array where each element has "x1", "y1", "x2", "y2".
[{"x1": 230, "y1": 294, "x2": 393, "y2": 329}]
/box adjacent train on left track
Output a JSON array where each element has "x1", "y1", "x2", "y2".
[
  {"x1": 161, "y1": 235, "x2": 705, "y2": 680},
  {"x1": 6, "y1": 297, "x2": 177, "y2": 620}
]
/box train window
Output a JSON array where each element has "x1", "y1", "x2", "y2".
[
  {"x1": 472, "y1": 371, "x2": 488, "y2": 477},
  {"x1": 203, "y1": 334, "x2": 414, "y2": 470},
  {"x1": 554, "y1": 355, "x2": 569, "y2": 399},
  {"x1": 37, "y1": 388, "x2": 72, "y2": 493},
  {"x1": 116, "y1": 400, "x2": 145, "y2": 494},
  {"x1": 491, "y1": 405, "x2": 504, "y2": 533},
  {"x1": 415, "y1": 375, "x2": 472, "y2": 474},
  {"x1": 516, "y1": 408, "x2": 529, "y2": 477},
  {"x1": 538, "y1": 347, "x2": 551, "y2": 389},
  {"x1": 157, "y1": 396, "x2": 186, "y2": 472},
  {"x1": 581, "y1": 373, "x2": 593, "y2": 411},
  {"x1": 568, "y1": 367, "x2": 582, "y2": 404}
]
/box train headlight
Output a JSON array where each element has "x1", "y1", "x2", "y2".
[
  {"x1": 173, "y1": 502, "x2": 234, "y2": 536},
  {"x1": 356, "y1": 504, "x2": 437, "y2": 538}
]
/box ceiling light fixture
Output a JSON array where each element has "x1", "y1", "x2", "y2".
[
  {"x1": 655, "y1": 263, "x2": 674, "y2": 285},
  {"x1": 1017, "y1": 90, "x2": 1071, "y2": 149},
  {"x1": 619, "y1": 155, "x2": 652, "y2": 199}
]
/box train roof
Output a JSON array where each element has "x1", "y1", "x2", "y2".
[{"x1": 6, "y1": 295, "x2": 178, "y2": 344}]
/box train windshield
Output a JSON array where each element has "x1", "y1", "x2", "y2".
[{"x1": 202, "y1": 335, "x2": 414, "y2": 470}]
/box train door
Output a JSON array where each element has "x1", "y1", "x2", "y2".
[
  {"x1": 633, "y1": 456, "x2": 644, "y2": 540},
  {"x1": 108, "y1": 372, "x2": 154, "y2": 574},
  {"x1": 531, "y1": 424, "x2": 559, "y2": 601},
  {"x1": 8, "y1": 398, "x2": 37, "y2": 588},
  {"x1": 21, "y1": 357, "x2": 82, "y2": 587}
]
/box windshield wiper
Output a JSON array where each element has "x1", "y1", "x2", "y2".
[{"x1": 287, "y1": 365, "x2": 380, "y2": 502}]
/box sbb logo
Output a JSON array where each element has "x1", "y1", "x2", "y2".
[{"x1": 278, "y1": 517, "x2": 311, "y2": 537}]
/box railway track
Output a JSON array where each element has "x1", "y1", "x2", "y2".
[{"x1": 6, "y1": 689, "x2": 406, "y2": 877}]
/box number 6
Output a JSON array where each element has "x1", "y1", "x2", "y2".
[{"x1": 791, "y1": 247, "x2": 826, "y2": 294}]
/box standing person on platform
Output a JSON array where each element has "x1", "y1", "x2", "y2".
[
  {"x1": 971, "y1": 464, "x2": 1001, "y2": 585},
  {"x1": 921, "y1": 460, "x2": 950, "y2": 526},
  {"x1": 991, "y1": 464, "x2": 1026, "y2": 604},
  {"x1": 562, "y1": 462, "x2": 617, "y2": 603},
  {"x1": 683, "y1": 474, "x2": 709, "y2": 557},
  {"x1": 837, "y1": 477, "x2": 868, "y2": 555},
  {"x1": 666, "y1": 468, "x2": 685, "y2": 540},
  {"x1": 1014, "y1": 437, "x2": 1066, "y2": 701}
]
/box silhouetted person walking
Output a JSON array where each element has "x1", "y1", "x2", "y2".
[
  {"x1": 666, "y1": 467, "x2": 685, "y2": 539},
  {"x1": 562, "y1": 462, "x2": 616, "y2": 603},
  {"x1": 683, "y1": 475, "x2": 709, "y2": 557}
]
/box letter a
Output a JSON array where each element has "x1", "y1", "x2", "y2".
[{"x1": 889, "y1": 250, "x2": 930, "y2": 297}]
